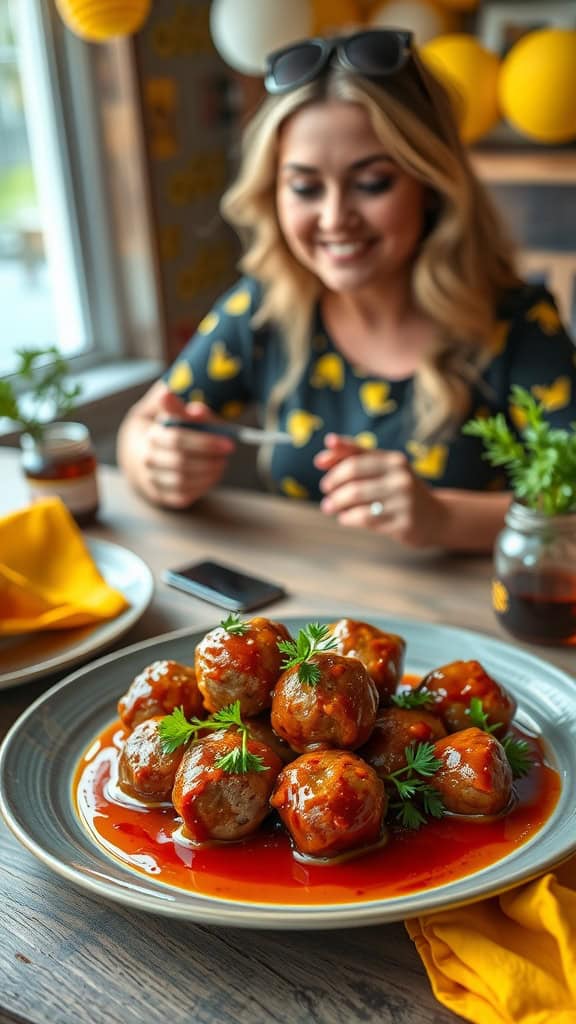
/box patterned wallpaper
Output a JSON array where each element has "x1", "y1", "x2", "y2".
[{"x1": 134, "y1": 0, "x2": 242, "y2": 363}]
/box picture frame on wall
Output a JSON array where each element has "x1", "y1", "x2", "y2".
[{"x1": 478, "y1": 1, "x2": 576, "y2": 57}]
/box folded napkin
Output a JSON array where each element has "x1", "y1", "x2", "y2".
[
  {"x1": 406, "y1": 854, "x2": 576, "y2": 1024},
  {"x1": 0, "y1": 497, "x2": 129, "y2": 634}
]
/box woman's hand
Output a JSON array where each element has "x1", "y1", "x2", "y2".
[
  {"x1": 314, "y1": 433, "x2": 449, "y2": 548},
  {"x1": 117, "y1": 381, "x2": 235, "y2": 509}
]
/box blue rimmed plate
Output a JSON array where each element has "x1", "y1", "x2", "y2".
[{"x1": 1, "y1": 616, "x2": 575, "y2": 928}]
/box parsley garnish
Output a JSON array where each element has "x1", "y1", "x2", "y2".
[
  {"x1": 466, "y1": 697, "x2": 534, "y2": 779},
  {"x1": 277, "y1": 623, "x2": 339, "y2": 685},
  {"x1": 392, "y1": 687, "x2": 435, "y2": 710},
  {"x1": 501, "y1": 734, "x2": 533, "y2": 779},
  {"x1": 158, "y1": 700, "x2": 267, "y2": 774},
  {"x1": 220, "y1": 612, "x2": 248, "y2": 636},
  {"x1": 463, "y1": 385, "x2": 576, "y2": 515},
  {"x1": 467, "y1": 696, "x2": 501, "y2": 734},
  {"x1": 385, "y1": 742, "x2": 445, "y2": 829}
]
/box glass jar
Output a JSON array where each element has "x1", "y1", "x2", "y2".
[
  {"x1": 492, "y1": 501, "x2": 576, "y2": 645},
  {"x1": 20, "y1": 421, "x2": 100, "y2": 525}
]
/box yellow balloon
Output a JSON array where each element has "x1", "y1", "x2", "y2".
[
  {"x1": 312, "y1": 0, "x2": 362, "y2": 34},
  {"x1": 55, "y1": 0, "x2": 151, "y2": 41},
  {"x1": 421, "y1": 33, "x2": 500, "y2": 143},
  {"x1": 499, "y1": 29, "x2": 576, "y2": 144}
]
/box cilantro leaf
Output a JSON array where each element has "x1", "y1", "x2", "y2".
[
  {"x1": 277, "y1": 622, "x2": 339, "y2": 685},
  {"x1": 220, "y1": 613, "x2": 248, "y2": 636},
  {"x1": 392, "y1": 688, "x2": 435, "y2": 709},
  {"x1": 158, "y1": 700, "x2": 268, "y2": 774},
  {"x1": 385, "y1": 742, "x2": 445, "y2": 830}
]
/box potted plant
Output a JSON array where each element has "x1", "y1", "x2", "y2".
[
  {"x1": 0, "y1": 346, "x2": 99, "y2": 524},
  {"x1": 463, "y1": 385, "x2": 576, "y2": 645}
]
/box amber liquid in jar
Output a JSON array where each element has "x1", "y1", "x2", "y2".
[
  {"x1": 496, "y1": 570, "x2": 576, "y2": 645},
  {"x1": 21, "y1": 423, "x2": 100, "y2": 525}
]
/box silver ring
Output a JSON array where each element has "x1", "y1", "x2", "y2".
[{"x1": 370, "y1": 500, "x2": 385, "y2": 518}]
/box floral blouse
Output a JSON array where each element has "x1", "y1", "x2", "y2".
[{"x1": 165, "y1": 277, "x2": 576, "y2": 502}]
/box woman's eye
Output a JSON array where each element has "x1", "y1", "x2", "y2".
[
  {"x1": 290, "y1": 183, "x2": 322, "y2": 198},
  {"x1": 356, "y1": 177, "x2": 395, "y2": 194}
]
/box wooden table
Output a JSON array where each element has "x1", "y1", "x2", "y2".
[{"x1": 1, "y1": 449, "x2": 574, "y2": 1024}]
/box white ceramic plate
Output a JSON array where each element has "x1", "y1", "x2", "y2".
[
  {"x1": 1, "y1": 615, "x2": 576, "y2": 929},
  {"x1": 0, "y1": 538, "x2": 154, "y2": 689}
]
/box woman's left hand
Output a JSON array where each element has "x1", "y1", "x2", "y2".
[{"x1": 314, "y1": 433, "x2": 449, "y2": 548}]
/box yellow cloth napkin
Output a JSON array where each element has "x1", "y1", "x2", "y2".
[
  {"x1": 406, "y1": 855, "x2": 576, "y2": 1024},
  {"x1": 0, "y1": 497, "x2": 130, "y2": 634}
]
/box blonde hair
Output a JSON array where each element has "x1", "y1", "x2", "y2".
[{"x1": 221, "y1": 50, "x2": 520, "y2": 443}]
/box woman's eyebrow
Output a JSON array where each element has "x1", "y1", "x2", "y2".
[{"x1": 280, "y1": 154, "x2": 395, "y2": 174}]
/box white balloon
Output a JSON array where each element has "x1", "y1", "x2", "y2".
[
  {"x1": 370, "y1": 1, "x2": 444, "y2": 46},
  {"x1": 210, "y1": 0, "x2": 313, "y2": 75}
]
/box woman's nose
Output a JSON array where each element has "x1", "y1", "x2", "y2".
[{"x1": 317, "y1": 189, "x2": 358, "y2": 232}]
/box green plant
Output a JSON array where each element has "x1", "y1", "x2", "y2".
[
  {"x1": 463, "y1": 385, "x2": 576, "y2": 516},
  {"x1": 0, "y1": 345, "x2": 82, "y2": 441}
]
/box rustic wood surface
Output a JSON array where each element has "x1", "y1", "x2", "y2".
[{"x1": 1, "y1": 449, "x2": 574, "y2": 1024}]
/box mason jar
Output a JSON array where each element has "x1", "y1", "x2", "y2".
[
  {"x1": 20, "y1": 421, "x2": 100, "y2": 525},
  {"x1": 492, "y1": 501, "x2": 576, "y2": 645}
]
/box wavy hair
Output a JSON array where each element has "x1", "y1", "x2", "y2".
[{"x1": 221, "y1": 49, "x2": 520, "y2": 444}]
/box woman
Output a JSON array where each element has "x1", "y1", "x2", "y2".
[{"x1": 117, "y1": 30, "x2": 576, "y2": 550}]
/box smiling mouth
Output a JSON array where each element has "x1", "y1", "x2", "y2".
[{"x1": 319, "y1": 240, "x2": 373, "y2": 258}]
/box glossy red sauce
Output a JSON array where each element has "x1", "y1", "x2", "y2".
[{"x1": 74, "y1": 709, "x2": 561, "y2": 906}]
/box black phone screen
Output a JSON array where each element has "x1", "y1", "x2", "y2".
[{"x1": 162, "y1": 560, "x2": 286, "y2": 612}]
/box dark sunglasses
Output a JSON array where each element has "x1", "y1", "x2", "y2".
[{"x1": 264, "y1": 30, "x2": 413, "y2": 95}]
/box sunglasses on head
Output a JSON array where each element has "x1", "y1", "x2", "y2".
[{"x1": 264, "y1": 30, "x2": 414, "y2": 95}]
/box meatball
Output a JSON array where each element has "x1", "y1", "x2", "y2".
[
  {"x1": 430, "y1": 727, "x2": 513, "y2": 816},
  {"x1": 271, "y1": 749, "x2": 387, "y2": 859},
  {"x1": 328, "y1": 618, "x2": 406, "y2": 704},
  {"x1": 416, "y1": 660, "x2": 516, "y2": 735},
  {"x1": 117, "y1": 716, "x2": 183, "y2": 802},
  {"x1": 360, "y1": 707, "x2": 447, "y2": 777},
  {"x1": 195, "y1": 617, "x2": 291, "y2": 717},
  {"x1": 172, "y1": 728, "x2": 282, "y2": 842},
  {"x1": 271, "y1": 653, "x2": 378, "y2": 753},
  {"x1": 244, "y1": 712, "x2": 297, "y2": 765},
  {"x1": 118, "y1": 659, "x2": 203, "y2": 731}
]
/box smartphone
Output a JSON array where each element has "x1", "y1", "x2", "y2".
[{"x1": 162, "y1": 559, "x2": 286, "y2": 612}]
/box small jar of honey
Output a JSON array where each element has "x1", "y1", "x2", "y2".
[
  {"x1": 492, "y1": 501, "x2": 576, "y2": 645},
  {"x1": 20, "y1": 421, "x2": 100, "y2": 525}
]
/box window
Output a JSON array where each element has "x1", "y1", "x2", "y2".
[{"x1": 0, "y1": 0, "x2": 164, "y2": 379}]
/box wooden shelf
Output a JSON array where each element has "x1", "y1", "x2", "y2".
[{"x1": 471, "y1": 149, "x2": 576, "y2": 184}]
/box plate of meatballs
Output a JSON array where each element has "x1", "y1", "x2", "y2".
[{"x1": 1, "y1": 614, "x2": 576, "y2": 929}]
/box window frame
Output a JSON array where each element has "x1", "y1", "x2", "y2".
[{"x1": 4, "y1": 0, "x2": 165, "y2": 385}]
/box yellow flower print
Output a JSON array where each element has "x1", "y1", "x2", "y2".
[
  {"x1": 359, "y1": 381, "x2": 397, "y2": 416},
  {"x1": 310, "y1": 353, "x2": 345, "y2": 391},
  {"x1": 167, "y1": 361, "x2": 193, "y2": 393},
  {"x1": 197, "y1": 312, "x2": 219, "y2": 335},
  {"x1": 224, "y1": 290, "x2": 251, "y2": 316},
  {"x1": 526, "y1": 301, "x2": 562, "y2": 334},
  {"x1": 492, "y1": 579, "x2": 509, "y2": 614},
  {"x1": 532, "y1": 376, "x2": 571, "y2": 413},
  {"x1": 286, "y1": 410, "x2": 323, "y2": 447},
  {"x1": 280, "y1": 477, "x2": 309, "y2": 500},
  {"x1": 490, "y1": 321, "x2": 509, "y2": 357},
  {"x1": 220, "y1": 400, "x2": 245, "y2": 420},
  {"x1": 207, "y1": 340, "x2": 242, "y2": 381},
  {"x1": 354, "y1": 432, "x2": 378, "y2": 449},
  {"x1": 406, "y1": 441, "x2": 448, "y2": 479},
  {"x1": 509, "y1": 403, "x2": 527, "y2": 431}
]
